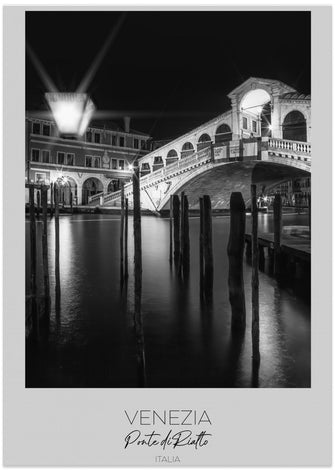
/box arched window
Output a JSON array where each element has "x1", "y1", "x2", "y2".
[
  {"x1": 282, "y1": 111, "x2": 307, "y2": 142},
  {"x1": 181, "y1": 142, "x2": 194, "y2": 158},
  {"x1": 215, "y1": 124, "x2": 232, "y2": 143},
  {"x1": 198, "y1": 133, "x2": 211, "y2": 143},
  {"x1": 166, "y1": 149, "x2": 178, "y2": 165},
  {"x1": 82, "y1": 177, "x2": 103, "y2": 205},
  {"x1": 197, "y1": 133, "x2": 212, "y2": 151},
  {"x1": 140, "y1": 162, "x2": 151, "y2": 176},
  {"x1": 182, "y1": 142, "x2": 194, "y2": 151},
  {"x1": 55, "y1": 177, "x2": 78, "y2": 205},
  {"x1": 152, "y1": 156, "x2": 164, "y2": 172}
]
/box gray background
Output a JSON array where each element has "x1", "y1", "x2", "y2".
[{"x1": 3, "y1": 5, "x2": 332, "y2": 466}]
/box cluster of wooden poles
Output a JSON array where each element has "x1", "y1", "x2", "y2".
[
  {"x1": 28, "y1": 172, "x2": 300, "y2": 377},
  {"x1": 119, "y1": 181, "x2": 129, "y2": 284},
  {"x1": 28, "y1": 182, "x2": 62, "y2": 338},
  {"x1": 28, "y1": 172, "x2": 147, "y2": 385},
  {"x1": 169, "y1": 192, "x2": 191, "y2": 279},
  {"x1": 118, "y1": 168, "x2": 146, "y2": 387},
  {"x1": 32, "y1": 181, "x2": 73, "y2": 220},
  {"x1": 226, "y1": 186, "x2": 261, "y2": 364},
  {"x1": 167, "y1": 184, "x2": 273, "y2": 365},
  {"x1": 169, "y1": 192, "x2": 214, "y2": 300}
]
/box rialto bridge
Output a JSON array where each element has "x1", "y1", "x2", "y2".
[{"x1": 89, "y1": 77, "x2": 311, "y2": 212}]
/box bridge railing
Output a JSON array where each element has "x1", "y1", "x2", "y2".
[
  {"x1": 141, "y1": 147, "x2": 211, "y2": 185},
  {"x1": 268, "y1": 138, "x2": 311, "y2": 156},
  {"x1": 88, "y1": 191, "x2": 105, "y2": 204},
  {"x1": 90, "y1": 138, "x2": 311, "y2": 206},
  {"x1": 102, "y1": 147, "x2": 212, "y2": 205}
]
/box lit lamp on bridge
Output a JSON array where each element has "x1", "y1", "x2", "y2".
[{"x1": 45, "y1": 92, "x2": 95, "y2": 139}]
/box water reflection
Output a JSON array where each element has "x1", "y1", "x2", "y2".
[{"x1": 26, "y1": 212, "x2": 310, "y2": 388}]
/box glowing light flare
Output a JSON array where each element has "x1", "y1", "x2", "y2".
[
  {"x1": 27, "y1": 43, "x2": 58, "y2": 93},
  {"x1": 45, "y1": 92, "x2": 95, "y2": 137},
  {"x1": 76, "y1": 13, "x2": 127, "y2": 94},
  {"x1": 268, "y1": 124, "x2": 273, "y2": 131}
]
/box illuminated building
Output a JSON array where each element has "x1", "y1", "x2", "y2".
[{"x1": 25, "y1": 115, "x2": 151, "y2": 205}]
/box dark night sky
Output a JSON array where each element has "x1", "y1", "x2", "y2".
[{"x1": 26, "y1": 10, "x2": 311, "y2": 140}]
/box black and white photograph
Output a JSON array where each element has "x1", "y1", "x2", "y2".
[{"x1": 25, "y1": 9, "x2": 312, "y2": 388}]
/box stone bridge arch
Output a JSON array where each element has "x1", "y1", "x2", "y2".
[{"x1": 158, "y1": 160, "x2": 310, "y2": 211}]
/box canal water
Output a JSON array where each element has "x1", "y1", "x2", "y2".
[{"x1": 26, "y1": 212, "x2": 310, "y2": 388}]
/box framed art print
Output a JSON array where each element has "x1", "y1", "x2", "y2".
[{"x1": 3, "y1": 4, "x2": 332, "y2": 466}]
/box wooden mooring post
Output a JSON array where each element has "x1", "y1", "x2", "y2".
[
  {"x1": 169, "y1": 195, "x2": 173, "y2": 263},
  {"x1": 251, "y1": 185, "x2": 260, "y2": 363},
  {"x1": 124, "y1": 197, "x2": 129, "y2": 279},
  {"x1": 133, "y1": 165, "x2": 146, "y2": 387},
  {"x1": 179, "y1": 192, "x2": 185, "y2": 274},
  {"x1": 273, "y1": 193, "x2": 282, "y2": 277},
  {"x1": 181, "y1": 193, "x2": 190, "y2": 278},
  {"x1": 29, "y1": 185, "x2": 38, "y2": 336},
  {"x1": 227, "y1": 192, "x2": 246, "y2": 331},
  {"x1": 268, "y1": 247, "x2": 274, "y2": 274},
  {"x1": 120, "y1": 182, "x2": 125, "y2": 283},
  {"x1": 172, "y1": 194, "x2": 180, "y2": 265},
  {"x1": 199, "y1": 197, "x2": 204, "y2": 293},
  {"x1": 50, "y1": 182, "x2": 54, "y2": 218},
  {"x1": 54, "y1": 183, "x2": 61, "y2": 304},
  {"x1": 36, "y1": 190, "x2": 41, "y2": 219},
  {"x1": 41, "y1": 186, "x2": 50, "y2": 314},
  {"x1": 70, "y1": 191, "x2": 73, "y2": 214},
  {"x1": 203, "y1": 195, "x2": 213, "y2": 294},
  {"x1": 308, "y1": 193, "x2": 311, "y2": 237}
]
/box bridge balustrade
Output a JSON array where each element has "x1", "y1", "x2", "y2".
[
  {"x1": 215, "y1": 132, "x2": 232, "y2": 144},
  {"x1": 268, "y1": 138, "x2": 311, "y2": 156},
  {"x1": 88, "y1": 191, "x2": 104, "y2": 204},
  {"x1": 99, "y1": 138, "x2": 311, "y2": 207},
  {"x1": 101, "y1": 147, "x2": 212, "y2": 205},
  {"x1": 180, "y1": 150, "x2": 195, "y2": 159},
  {"x1": 166, "y1": 157, "x2": 178, "y2": 165},
  {"x1": 197, "y1": 141, "x2": 212, "y2": 152}
]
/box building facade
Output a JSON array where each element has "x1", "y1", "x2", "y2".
[
  {"x1": 265, "y1": 177, "x2": 311, "y2": 207},
  {"x1": 25, "y1": 117, "x2": 151, "y2": 205}
]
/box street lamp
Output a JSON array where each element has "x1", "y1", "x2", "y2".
[{"x1": 45, "y1": 92, "x2": 95, "y2": 138}]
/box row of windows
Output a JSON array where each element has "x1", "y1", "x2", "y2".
[
  {"x1": 31, "y1": 149, "x2": 74, "y2": 165},
  {"x1": 85, "y1": 130, "x2": 146, "y2": 150},
  {"x1": 30, "y1": 121, "x2": 147, "y2": 150},
  {"x1": 32, "y1": 122, "x2": 51, "y2": 136},
  {"x1": 31, "y1": 149, "x2": 127, "y2": 170},
  {"x1": 242, "y1": 117, "x2": 258, "y2": 133},
  {"x1": 84, "y1": 156, "x2": 124, "y2": 170}
]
